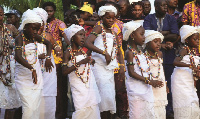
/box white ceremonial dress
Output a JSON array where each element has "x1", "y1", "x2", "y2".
[{"x1": 171, "y1": 55, "x2": 200, "y2": 119}]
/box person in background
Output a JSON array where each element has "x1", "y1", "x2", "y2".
[
  {"x1": 42, "y1": 2, "x2": 69, "y2": 119},
  {"x1": 142, "y1": 0, "x2": 151, "y2": 16},
  {"x1": 167, "y1": 0, "x2": 180, "y2": 20},
  {"x1": 118, "y1": 0, "x2": 132, "y2": 23},
  {"x1": 130, "y1": 0, "x2": 144, "y2": 25},
  {"x1": 5, "y1": 10, "x2": 21, "y2": 29},
  {"x1": 143, "y1": 0, "x2": 179, "y2": 118}
]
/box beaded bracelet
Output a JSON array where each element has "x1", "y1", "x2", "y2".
[
  {"x1": 45, "y1": 56, "x2": 51, "y2": 60},
  {"x1": 126, "y1": 62, "x2": 135, "y2": 66},
  {"x1": 30, "y1": 68, "x2": 35, "y2": 72},
  {"x1": 74, "y1": 63, "x2": 80, "y2": 68},
  {"x1": 144, "y1": 77, "x2": 150, "y2": 84},
  {"x1": 61, "y1": 63, "x2": 68, "y2": 67},
  {"x1": 15, "y1": 46, "x2": 22, "y2": 50},
  {"x1": 102, "y1": 50, "x2": 106, "y2": 55},
  {"x1": 91, "y1": 32, "x2": 98, "y2": 37}
]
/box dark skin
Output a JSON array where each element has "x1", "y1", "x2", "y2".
[
  {"x1": 155, "y1": 0, "x2": 178, "y2": 50},
  {"x1": 38, "y1": 22, "x2": 62, "y2": 58},
  {"x1": 143, "y1": 1, "x2": 151, "y2": 16},
  {"x1": 125, "y1": 27, "x2": 163, "y2": 88},
  {"x1": 173, "y1": 33, "x2": 200, "y2": 79},
  {"x1": 6, "y1": 14, "x2": 20, "y2": 29},
  {"x1": 118, "y1": 0, "x2": 129, "y2": 16},
  {"x1": 167, "y1": 0, "x2": 178, "y2": 15},
  {"x1": 15, "y1": 23, "x2": 53, "y2": 84},
  {"x1": 44, "y1": 6, "x2": 70, "y2": 46},
  {"x1": 62, "y1": 29, "x2": 95, "y2": 76},
  {"x1": 132, "y1": 5, "x2": 143, "y2": 20}
]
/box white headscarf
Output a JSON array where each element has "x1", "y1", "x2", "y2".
[
  {"x1": 143, "y1": 30, "x2": 164, "y2": 48},
  {"x1": 64, "y1": 24, "x2": 84, "y2": 41},
  {"x1": 122, "y1": 21, "x2": 142, "y2": 41},
  {"x1": 19, "y1": 9, "x2": 43, "y2": 31},
  {"x1": 180, "y1": 25, "x2": 199, "y2": 43},
  {"x1": 129, "y1": 0, "x2": 142, "y2": 4},
  {"x1": 33, "y1": 7, "x2": 48, "y2": 26},
  {"x1": 98, "y1": 5, "x2": 117, "y2": 17}
]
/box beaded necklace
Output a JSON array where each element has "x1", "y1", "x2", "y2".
[
  {"x1": 145, "y1": 51, "x2": 161, "y2": 79},
  {"x1": 40, "y1": 32, "x2": 46, "y2": 73},
  {"x1": 22, "y1": 33, "x2": 37, "y2": 65},
  {"x1": 67, "y1": 45, "x2": 90, "y2": 87},
  {"x1": 100, "y1": 23, "x2": 118, "y2": 61},
  {"x1": 128, "y1": 44, "x2": 150, "y2": 77}
]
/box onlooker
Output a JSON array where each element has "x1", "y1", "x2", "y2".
[
  {"x1": 5, "y1": 9, "x2": 21, "y2": 29},
  {"x1": 118, "y1": 0, "x2": 132, "y2": 23},
  {"x1": 142, "y1": 0, "x2": 151, "y2": 16},
  {"x1": 130, "y1": 1, "x2": 144, "y2": 25},
  {"x1": 167, "y1": 0, "x2": 180, "y2": 20}
]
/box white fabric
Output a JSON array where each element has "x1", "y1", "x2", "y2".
[
  {"x1": 64, "y1": 24, "x2": 84, "y2": 41},
  {"x1": 15, "y1": 43, "x2": 43, "y2": 90},
  {"x1": 38, "y1": 43, "x2": 57, "y2": 96},
  {"x1": 72, "y1": 104, "x2": 101, "y2": 119},
  {"x1": 68, "y1": 54, "x2": 101, "y2": 111},
  {"x1": 154, "y1": 106, "x2": 166, "y2": 119},
  {"x1": 134, "y1": 20, "x2": 144, "y2": 26},
  {"x1": 180, "y1": 25, "x2": 198, "y2": 43},
  {"x1": 98, "y1": 5, "x2": 117, "y2": 17},
  {"x1": 33, "y1": 7, "x2": 48, "y2": 26},
  {"x1": 39, "y1": 96, "x2": 56, "y2": 119},
  {"x1": 17, "y1": 89, "x2": 42, "y2": 119},
  {"x1": 91, "y1": 33, "x2": 118, "y2": 70},
  {"x1": 128, "y1": 96, "x2": 155, "y2": 119},
  {"x1": 19, "y1": 9, "x2": 42, "y2": 31},
  {"x1": 143, "y1": 30, "x2": 164, "y2": 48},
  {"x1": 171, "y1": 55, "x2": 200, "y2": 118},
  {"x1": 129, "y1": 0, "x2": 142, "y2": 4},
  {"x1": 122, "y1": 21, "x2": 142, "y2": 41}
]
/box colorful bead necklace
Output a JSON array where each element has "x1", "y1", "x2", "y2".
[
  {"x1": 145, "y1": 50, "x2": 161, "y2": 79},
  {"x1": 127, "y1": 44, "x2": 150, "y2": 77},
  {"x1": 22, "y1": 33, "x2": 37, "y2": 65},
  {"x1": 100, "y1": 23, "x2": 118, "y2": 61},
  {"x1": 67, "y1": 45, "x2": 90, "y2": 86}
]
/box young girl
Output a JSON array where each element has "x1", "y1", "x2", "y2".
[
  {"x1": 85, "y1": 5, "x2": 125, "y2": 118},
  {"x1": 171, "y1": 25, "x2": 200, "y2": 119},
  {"x1": 0, "y1": 5, "x2": 21, "y2": 119},
  {"x1": 33, "y1": 7, "x2": 62, "y2": 119},
  {"x1": 62, "y1": 24, "x2": 101, "y2": 119},
  {"x1": 14, "y1": 9, "x2": 53, "y2": 119},
  {"x1": 123, "y1": 21, "x2": 163, "y2": 119},
  {"x1": 143, "y1": 30, "x2": 168, "y2": 119}
]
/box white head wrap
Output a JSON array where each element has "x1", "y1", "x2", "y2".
[
  {"x1": 33, "y1": 7, "x2": 48, "y2": 26},
  {"x1": 64, "y1": 24, "x2": 84, "y2": 41},
  {"x1": 180, "y1": 25, "x2": 198, "y2": 43},
  {"x1": 143, "y1": 30, "x2": 164, "y2": 48},
  {"x1": 98, "y1": 5, "x2": 117, "y2": 17},
  {"x1": 129, "y1": 0, "x2": 142, "y2": 4},
  {"x1": 19, "y1": 9, "x2": 43, "y2": 31},
  {"x1": 122, "y1": 21, "x2": 142, "y2": 41}
]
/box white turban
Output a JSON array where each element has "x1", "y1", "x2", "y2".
[
  {"x1": 33, "y1": 7, "x2": 48, "y2": 26},
  {"x1": 180, "y1": 25, "x2": 198, "y2": 43},
  {"x1": 122, "y1": 21, "x2": 142, "y2": 41},
  {"x1": 98, "y1": 5, "x2": 117, "y2": 17},
  {"x1": 19, "y1": 9, "x2": 43, "y2": 31},
  {"x1": 143, "y1": 30, "x2": 164, "y2": 48},
  {"x1": 129, "y1": 0, "x2": 142, "y2": 4},
  {"x1": 64, "y1": 24, "x2": 84, "y2": 41}
]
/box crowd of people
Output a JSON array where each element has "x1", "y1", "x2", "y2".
[{"x1": 0, "y1": 0, "x2": 200, "y2": 119}]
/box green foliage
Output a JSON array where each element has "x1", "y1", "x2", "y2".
[{"x1": 0, "y1": 0, "x2": 64, "y2": 21}]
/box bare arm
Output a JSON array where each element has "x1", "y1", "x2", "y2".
[{"x1": 173, "y1": 48, "x2": 189, "y2": 67}]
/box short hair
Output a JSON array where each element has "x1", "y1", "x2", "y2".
[
  {"x1": 131, "y1": 1, "x2": 144, "y2": 9},
  {"x1": 0, "y1": 5, "x2": 4, "y2": 11},
  {"x1": 42, "y1": 2, "x2": 56, "y2": 11},
  {"x1": 154, "y1": 0, "x2": 165, "y2": 7}
]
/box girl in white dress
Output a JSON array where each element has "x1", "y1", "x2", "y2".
[
  {"x1": 123, "y1": 21, "x2": 164, "y2": 119},
  {"x1": 14, "y1": 9, "x2": 53, "y2": 119},
  {"x1": 62, "y1": 24, "x2": 101, "y2": 119},
  {"x1": 143, "y1": 30, "x2": 168, "y2": 119},
  {"x1": 171, "y1": 25, "x2": 200, "y2": 119},
  {"x1": 85, "y1": 5, "x2": 125, "y2": 119}
]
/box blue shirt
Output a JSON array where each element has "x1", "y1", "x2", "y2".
[{"x1": 143, "y1": 14, "x2": 179, "y2": 35}]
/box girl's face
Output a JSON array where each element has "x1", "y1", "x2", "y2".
[
  {"x1": 73, "y1": 29, "x2": 86, "y2": 47},
  {"x1": 147, "y1": 38, "x2": 162, "y2": 52},
  {"x1": 132, "y1": 26, "x2": 145, "y2": 46},
  {"x1": 45, "y1": 6, "x2": 55, "y2": 19},
  {"x1": 132, "y1": 5, "x2": 143, "y2": 19},
  {"x1": 187, "y1": 33, "x2": 199, "y2": 48},
  {"x1": 24, "y1": 23, "x2": 41, "y2": 39},
  {"x1": 102, "y1": 12, "x2": 115, "y2": 28},
  {"x1": 0, "y1": 8, "x2": 4, "y2": 22}
]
